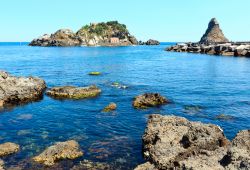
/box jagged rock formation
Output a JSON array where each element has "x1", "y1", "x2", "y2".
[
  {"x1": 135, "y1": 114, "x2": 250, "y2": 170},
  {"x1": 33, "y1": 140, "x2": 83, "y2": 166},
  {"x1": 29, "y1": 21, "x2": 138, "y2": 47},
  {"x1": 0, "y1": 71, "x2": 46, "y2": 108},
  {"x1": 200, "y1": 18, "x2": 229, "y2": 44}
]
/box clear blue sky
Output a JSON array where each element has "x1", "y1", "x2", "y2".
[{"x1": 1, "y1": 0, "x2": 249, "y2": 42}]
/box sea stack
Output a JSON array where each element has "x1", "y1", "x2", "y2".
[{"x1": 199, "y1": 18, "x2": 229, "y2": 44}]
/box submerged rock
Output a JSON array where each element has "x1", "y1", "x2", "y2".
[
  {"x1": 200, "y1": 18, "x2": 229, "y2": 44},
  {"x1": 111, "y1": 82, "x2": 128, "y2": 89},
  {"x1": 183, "y1": 105, "x2": 203, "y2": 115},
  {"x1": 46, "y1": 85, "x2": 101, "y2": 99},
  {"x1": 33, "y1": 140, "x2": 83, "y2": 166},
  {"x1": 0, "y1": 159, "x2": 4, "y2": 170},
  {"x1": 0, "y1": 71, "x2": 46, "y2": 108},
  {"x1": 71, "y1": 159, "x2": 111, "y2": 170},
  {"x1": 137, "y1": 114, "x2": 250, "y2": 170},
  {"x1": 102, "y1": 102, "x2": 117, "y2": 112},
  {"x1": 133, "y1": 93, "x2": 169, "y2": 109},
  {"x1": 215, "y1": 114, "x2": 234, "y2": 121},
  {"x1": 0, "y1": 142, "x2": 20, "y2": 156}
]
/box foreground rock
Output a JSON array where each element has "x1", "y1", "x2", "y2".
[
  {"x1": 136, "y1": 114, "x2": 250, "y2": 170},
  {"x1": 33, "y1": 140, "x2": 83, "y2": 166},
  {"x1": 30, "y1": 21, "x2": 138, "y2": 47},
  {"x1": 71, "y1": 160, "x2": 111, "y2": 170},
  {"x1": 46, "y1": 85, "x2": 101, "y2": 99},
  {"x1": 200, "y1": 18, "x2": 229, "y2": 43},
  {"x1": 0, "y1": 71, "x2": 46, "y2": 108},
  {"x1": 0, "y1": 142, "x2": 20, "y2": 156},
  {"x1": 102, "y1": 102, "x2": 117, "y2": 112},
  {"x1": 133, "y1": 93, "x2": 169, "y2": 109}
]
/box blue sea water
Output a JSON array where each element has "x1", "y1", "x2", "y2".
[{"x1": 0, "y1": 42, "x2": 250, "y2": 169}]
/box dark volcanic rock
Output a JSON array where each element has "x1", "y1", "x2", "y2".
[
  {"x1": 200, "y1": 18, "x2": 229, "y2": 44},
  {"x1": 145, "y1": 39, "x2": 160, "y2": 45},
  {"x1": 0, "y1": 71, "x2": 46, "y2": 107},
  {"x1": 46, "y1": 85, "x2": 101, "y2": 99},
  {"x1": 29, "y1": 29, "x2": 81, "y2": 47},
  {"x1": 136, "y1": 114, "x2": 250, "y2": 170},
  {"x1": 133, "y1": 93, "x2": 169, "y2": 109}
]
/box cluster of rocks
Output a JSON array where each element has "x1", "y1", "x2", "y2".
[
  {"x1": 135, "y1": 114, "x2": 250, "y2": 170},
  {"x1": 166, "y1": 18, "x2": 250, "y2": 57},
  {"x1": 29, "y1": 21, "x2": 138, "y2": 47},
  {"x1": 166, "y1": 42, "x2": 250, "y2": 57},
  {"x1": 0, "y1": 71, "x2": 46, "y2": 108},
  {"x1": 139, "y1": 39, "x2": 160, "y2": 45}
]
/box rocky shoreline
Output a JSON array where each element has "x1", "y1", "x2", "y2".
[{"x1": 0, "y1": 70, "x2": 249, "y2": 169}]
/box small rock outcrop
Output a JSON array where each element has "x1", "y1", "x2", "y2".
[
  {"x1": 46, "y1": 85, "x2": 101, "y2": 99},
  {"x1": 102, "y1": 102, "x2": 117, "y2": 112},
  {"x1": 29, "y1": 21, "x2": 138, "y2": 47},
  {"x1": 33, "y1": 140, "x2": 83, "y2": 166},
  {"x1": 0, "y1": 142, "x2": 20, "y2": 156},
  {"x1": 136, "y1": 114, "x2": 250, "y2": 170},
  {"x1": 200, "y1": 18, "x2": 229, "y2": 44},
  {"x1": 145, "y1": 39, "x2": 160, "y2": 45},
  {"x1": 138, "y1": 39, "x2": 160, "y2": 45},
  {"x1": 29, "y1": 29, "x2": 81, "y2": 47},
  {"x1": 133, "y1": 93, "x2": 169, "y2": 109},
  {"x1": 0, "y1": 71, "x2": 46, "y2": 108}
]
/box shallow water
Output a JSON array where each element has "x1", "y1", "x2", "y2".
[{"x1": 0, "y1": 43, "x2": 250, "y2": 169}]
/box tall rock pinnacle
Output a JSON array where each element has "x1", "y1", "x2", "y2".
[{"x1": 199, "y1": 18, "x2": 229, "y2": 44}]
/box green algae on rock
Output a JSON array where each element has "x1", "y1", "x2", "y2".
[
  {"x1": 46, "y1": 85, "x2": 101, "y2": 99},
  {"x1": 88, "y1": 72, "x2": 101, "y2": 76},
  {"x1": 133, "y1": 93, "x2": 169, "y2": 109},
  {"x1": 33, "y1": 140, "x2": 83, "y2": 166}
]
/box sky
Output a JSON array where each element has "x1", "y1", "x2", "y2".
[{"x1": 0, "y1": 0, "x2": 250, "y2": 42}]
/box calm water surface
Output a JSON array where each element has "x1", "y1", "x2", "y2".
[{"x1": 0, "y1": 43, "x2": 250, "y2": 169}]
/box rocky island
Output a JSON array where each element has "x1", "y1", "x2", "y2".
[
  {"x1": 29, "y1": 21, "x2": 138, "y2": 47},
  {"x1": 166, "y1": 18, "x2": 250, "y2": 57}
]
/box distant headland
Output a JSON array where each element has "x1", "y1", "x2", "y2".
[{"x1": 167, "y1": 18, "x2": 250, "y2": 57}]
